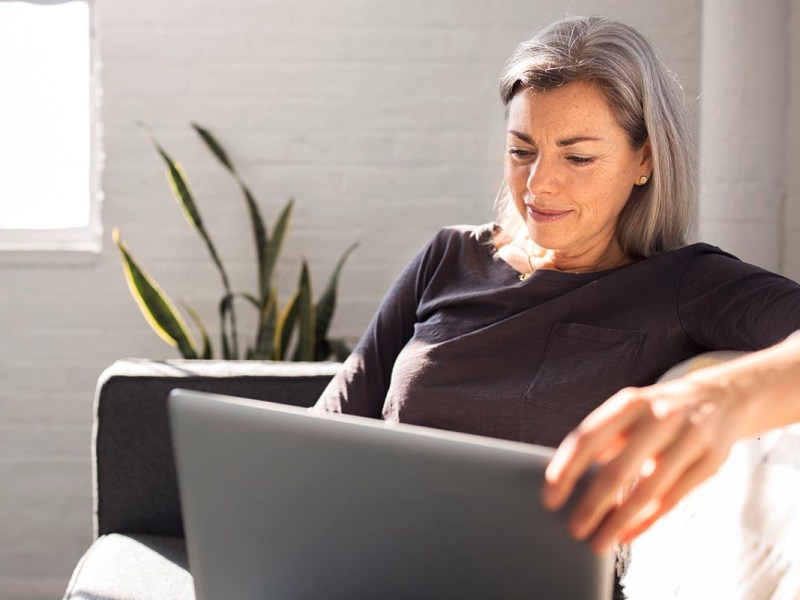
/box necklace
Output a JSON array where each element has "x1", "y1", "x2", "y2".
[{"x1": 519, "y1": 252, "x2": 535, "y2": 281}]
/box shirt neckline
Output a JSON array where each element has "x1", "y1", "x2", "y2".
[{"x1": 475, "y1": 222, "x2": 710, "y2": 282}]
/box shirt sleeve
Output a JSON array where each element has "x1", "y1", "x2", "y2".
[
  {"x1": 312, "y1": 232, "x2": 441, "y2": 418},
  {"x1": 677, "y1": 245, "x2": 800, "y2": 351}
]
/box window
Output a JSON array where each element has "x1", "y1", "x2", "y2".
[{"x1": 0, "y1": 0, "x2": 97, "y2": 253}]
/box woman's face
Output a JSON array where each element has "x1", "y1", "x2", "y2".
[{"x1": 504, "y1": 80, "x2": 651, "y2": 265}]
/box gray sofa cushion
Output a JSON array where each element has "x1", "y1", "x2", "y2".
[
  {"x1": 93, "y1": 360, "x2": 339, "y2": 539},
  {"x1": 64, "y1": 534, "x2": 193, "y2": 600}
]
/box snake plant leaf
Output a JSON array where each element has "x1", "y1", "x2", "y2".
[
  {"x1": 142, "y1": 123, "x2": 233, "y2": 310},
  {"x1": 244, "y1": 186, "x2": 270, "y2": 299},
  {"x1": 180, "y1": 302, "x2": 213, "y2": 359},
  {"x1": 253, "y1": 289, "x2": 278, "y2": 359},
  {"x1": 156, "y1": 152, "x2": 236, "y2": 352},
  {"x1": 240, "y1": 293, "x2": 261, "y2": 310},
  {"x1": 163, "y1": 156, "x2": 205, "y2": 232},
  {"x1": 292, "y1": 260, "x2": 315, "y2": 362},
  {"x1": 315, "y1": 242, "x2": 359, "y2": 345},
  {"x1": 191, "y1": 122, "x2": 235, "y2": 173},
  {"x1": 262, "y1": 198, "x2": 294, "y2": 297},
  {"x1": 274, "y1": 291, "x2": 299, "y2": 361},
  {"x1": 138, "y1": 123, "x2": 204, "y2": 232},
  {"x1": 219, "y1": 294, "x2": 235, "y2": 360},
  {"x1": 328, "y1": 338, "x2": 352, "y2": 362},
  {"x1": 113, "y1": 228, "x2": 198, "y2": 359},
  {"x1": 192, "y1": 123, "x2": 270, "y2": 298}
]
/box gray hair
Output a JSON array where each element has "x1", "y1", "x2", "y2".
[{"x1": 494, "y1": 16, "x2": 696, "y2": 257}]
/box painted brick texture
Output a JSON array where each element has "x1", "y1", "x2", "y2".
[{"x1": 785, "y1": 0, "x2": 800, "y2": 280}]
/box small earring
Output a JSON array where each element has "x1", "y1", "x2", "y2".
[{"x1": 638, "y1": 176, "x2": 648, "y2": 185}]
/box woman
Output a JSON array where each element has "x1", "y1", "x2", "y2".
[{"x1": 315, "y1": 15, "x2": 800, "y2": 594}]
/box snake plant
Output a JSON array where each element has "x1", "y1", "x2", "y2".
[{"x1": 114, "y1": 123, "x2": 357, "y2": 361}]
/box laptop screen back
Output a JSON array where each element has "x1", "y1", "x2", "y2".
[{"x1": 169, "y1": 389, "x2": 614, "y2": 600}]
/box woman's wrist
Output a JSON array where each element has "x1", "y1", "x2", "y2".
[
  {"x1": 681, "y1": 364, "x2": 754, "y2": 446},
  {"x1": 684, "y1": 337, "x2": 800, "y2": 442}
]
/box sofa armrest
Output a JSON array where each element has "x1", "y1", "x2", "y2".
[{"x1": 92, "y1": 359, "x2": 340, "y2": 539}]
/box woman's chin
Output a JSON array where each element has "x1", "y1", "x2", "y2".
[{"x1": 525, "y1": 224, "x2": 566, "y2": 251}]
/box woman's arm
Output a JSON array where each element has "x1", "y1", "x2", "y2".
[
  {"x1": 313, "y1": 231, "x2": 444, "y2": 418},
  {"x1": 541, "y1": 332, "x2": 800, "y2": 553}
]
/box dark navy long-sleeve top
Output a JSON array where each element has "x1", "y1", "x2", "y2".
[{"x1": 316, "y1": 224, "x2": 800, "y2": 447}]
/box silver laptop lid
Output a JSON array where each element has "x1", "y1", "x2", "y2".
[{"x1": 169, "y1": 389, "x2": 614, "y2": 600}]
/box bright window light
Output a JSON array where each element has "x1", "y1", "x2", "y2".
[{"x1": 0, "y1": 1, "x2": 90, "y2": 230}]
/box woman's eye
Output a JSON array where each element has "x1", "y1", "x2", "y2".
[
  {"x1": 568, "y1": 155, "x2": 594, "y2": 165},
  {"x1": 508, "y1": 148, "x2": 535, "y2": 158}
]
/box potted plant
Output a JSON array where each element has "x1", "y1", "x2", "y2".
[{"x1": 113, "y1": 123, "x2": 357, "y2": 361}]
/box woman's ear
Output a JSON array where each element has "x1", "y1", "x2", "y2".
[{"x1": 639, "y1": 138, "x2": 653, "y2": 177}]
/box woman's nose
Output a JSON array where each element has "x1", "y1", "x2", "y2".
[{"x1": 527, "y1": 157, "x2": 559, "y2": 197}]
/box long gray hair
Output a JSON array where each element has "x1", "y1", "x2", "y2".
[{"x1": 494, "y1": 16, "x2": 696, "y2": 257}]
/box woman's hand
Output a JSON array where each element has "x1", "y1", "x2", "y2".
[
  {"x1": 541, "y1": 335, "x2": 800, "y2": 553},
  {"x1": 540, "y1": 373, "x2": 748, "y2": 553}
]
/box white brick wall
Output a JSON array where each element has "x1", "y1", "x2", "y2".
[
  {"x1": 784, "y1": 0, "x2": 800, "y2": 280},
  {"x1": 0, "y1": 1, "x2": 708, "y2": 597}
]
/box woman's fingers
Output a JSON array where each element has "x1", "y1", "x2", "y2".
[
  {"x1": 587, "y1": 418, "x2": 710, "y2": 551},
  {"x1": 565, "y1": 405, "x2": 687, "y2": 542},
  {"x1": 617, "y1": 452, "x2": 722, "y2": 544},
  {"x1": 543, "y1": 388, "x2": 648, "y2": 510},
  {"x1": 543, "y1": 378, "x2": 739, "y2": 551}
]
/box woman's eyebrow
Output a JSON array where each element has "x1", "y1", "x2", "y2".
[
  {"x1": 557, "y1": 136, "x2": 605, "y2": 146},
  {"x1": 507, "y1": 129, "x2": 604, "y2": 146},
  {"x1": 507, "y1": 129, "x2": 534, "y2": 143}
]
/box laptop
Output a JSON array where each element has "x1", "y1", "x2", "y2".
[{"x1": 168, "y1": 389, "x2": 614, "y2": 600}]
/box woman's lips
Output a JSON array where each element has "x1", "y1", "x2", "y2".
[{"x1": 526, "y1": 205, "x2": 572, "y2": 222}]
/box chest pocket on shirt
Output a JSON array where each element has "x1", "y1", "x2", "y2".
[{"x1": 523, "y1": 322, "x2": 644, "y2": 417}]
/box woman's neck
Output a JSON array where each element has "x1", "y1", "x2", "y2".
[{"x1": 515, "y1": 237, "x2": 633, "y2": 274}]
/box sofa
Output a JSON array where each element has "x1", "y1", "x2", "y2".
[
  {"x1": 63, "y1": 355, "x2": 800, "y2": 599},
  {"x1": 64, "y1": 359, "x2": 341, "y2": 600}
]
